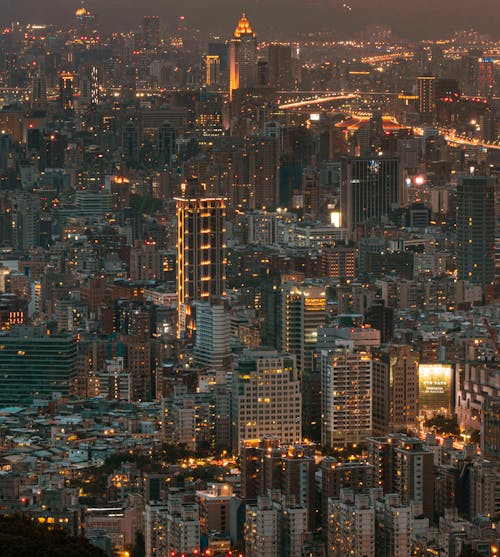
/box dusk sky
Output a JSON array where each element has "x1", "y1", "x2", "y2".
[{"x1": 1, "y1": 0, "x2": 500, "y2": 38}]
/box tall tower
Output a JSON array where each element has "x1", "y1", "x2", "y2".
[
  {"x1": 281, "y1": 283, "x2": 326, "y2": 440},
  {"x1": 229, "y1": 13, "x2": 257, "y2": 99},
  {"x1": 456, "y1": 175, "x2": 495, "y2": 288},
  {"x1": 30, "y1": 75, "x2": 47, "y2": 111},
  {"x1": 59, "y1": 72, "x2": 74, "y2": 116},
  {"x1": 267, "y1": 43, "x2": 293, "y2": 90},
  {"x1": 417, "y1": 74, "x2": 435, "y2": 120},
  {"x1": 175, "y1": 178, "x2": 226, "y2": 338}
]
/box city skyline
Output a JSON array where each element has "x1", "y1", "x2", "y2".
[{"x1": 1, "y1": 0, "x2": 500, "y2": 39}]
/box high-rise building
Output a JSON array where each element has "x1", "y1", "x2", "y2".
[
  {"x1": 10, "y1": 193, "x2": 40, "y2": 252},
  {"x1": 320, "y1": 348, "x2": 373, "y2": 446},
  {"x1": 456, "y1": 175, "x2": 495, "y2": 288},
  {"x1": 30, "y1": 75, "x2": 47, "y2": 110},
  {"x1": 232, "y1": 350, "x2": 302, "y2": 451},
  {"x1": 340, "y1": 156, "x2": 402, "y2": 232},
  {"x1": 417, "y1": 74, "x2": 436, "y2": 119},
  {"x1": 327, "y1": 491, "x2": 375, "y2": 557},
  {"x1": 229, "y1": 13, "x2": 258, "y2": 99},
  {"x1": 372, "y1": 345, "x2": 419, "y2": 435},
  {"x1": 157, "y1": 120, "x2": 176, "y2": 166},
  {"x1": 267, "y1": 44, "x2": 293, "y2": 90},
  {"x1": 374, "y1": 493, "x2": 412, "y2": 557},
  {"x1": 164, "y1": 488, "x2": 200, "y2": 556},
  {"x1": 482, "y1": 397, "x2": 500, "y2": 462},
  {"x1": 193, "y1": 301, "x2": 232, "y2": 371},
  {"x1": 79, "y1": 65, "x2": 100, "y2": 106},
  {"x1": 58, "y1": 72, "x2": 74, "y2": 116},
  {"x1": 320, "y1": 458, "x2": 374, "y2": 531},
  {"x1": 245, "y1": 494, "x2": 308, "y2": 557},
  {"x1": 281, "y1": 283, "x2": 326, "y2": 440},
  {"x1": 368, "y1": 434, "x2": 435, "y2": 520},
  {"x1": 0, "y1": 326, "x2": 78, "y2": 404},
  {"x1": 175, "y1": 178, "x2": 226, "y2": 337},
  {"x1": 142, "y1": 16, "x2": 160, "y2": 50},
  {"x1": 122, "y1": 120, "x2": 140, "y2": 164},
  {"x1": 205, "y1": 55, "x2": 221, "y2": 87}
]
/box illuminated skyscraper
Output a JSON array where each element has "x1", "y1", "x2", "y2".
[
  {"x1": 175, "y1": 178, "x2": 226, "y2": 337},
  {"x1": 205, "y1": 55, "x2": 221, "y2": 87},
  {"x1": 281, "y1": 283, "x2": 326, "y2": 440},
  {"x1": 229, "y1": 13, "x2": 257, "y2": 99},
  {"x1": 58, "y1": 72, "x2": 74, "y2": 116},
  {"x1": 456, "y1": 175, "x2": 495, "y2": 288},
  {"x1": 417, "y1": 74, "x2": 435, "y2": 119}
]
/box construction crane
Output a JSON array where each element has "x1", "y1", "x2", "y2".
[{"x1": 483, "y1": 318, "x2": 500, "y2": 359}]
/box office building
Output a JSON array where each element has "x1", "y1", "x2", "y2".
[
  {"x1": 229, "y1": 13, "x2": 258, "y2": 99},
  {"x1": 205, "y1": 55, "x2": 221, "y2": 87},
  {"x1": 267, "y1": 44, "x2": 293, "y2": 90},
  {"x1": 175, "y1": 178, "x2": 226, "y2": 337},
  {"x1": 30, "y1": 75, "x2": 47, "y2": 110},
  {"x1": 418, "y1": 74, "x2": 436, "y2": 118},
  {"x1": 281, "y1": 283, "x2": 326, "y2": 440},
  {"x1": 193, "y1": 301, "x2": 232, "y2": 371},
  {"x1": 232, "y1": 350, "x2": 302, "y2": 451},
  {"x1": 0, "y1": 326, "x2": 77, "y2": 404},
  {"x1": 158, "y1": 121, "x2": 176, "y2": 166},
  {"x1": 142, "y1": 16, "x2": 160, "y2": 50},
  {"x1": 340, "y1": 156, "x2": 402, "y2": 232},
  {"x1": 372, "y1": 345, "x2": 419, "y2": 435},
  {"x1": 456, "y1": 175, "x2": 495, "y2": 288}
]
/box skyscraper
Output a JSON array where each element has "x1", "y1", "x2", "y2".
[
  {"x1": 417, "y1": 74, "x2": 436, "y2": 119},
  {"x1": 320, "y1": 347, "x2": 373, "y2": 446},
  {"x1": 281, "y1": 283, "x2": 326, "y2": 440},
  {"x1": 58, "y1": 72, "x2": 74, "y2": 116},
  {"x1": 229, "y1": 13, "x2": 257, "y2": 99},
  {"x1": 142, "y1": 15, "x2": 160, "y2": 50},
  {"x1": 30, "y1": 75, "x2": 47, "y2": 111},
  {"x1": 267, "y1": 43, "x2": 293, "y2": 90},
  {"x1": 193, "y1": 301, "x2": 232, "y2": 371},
  {"x1": 175, "y1": 178, "x2": 226, "y2": 337},
  {"x1": 456, "y1": 175, "x2": 495, "y2": 288},
  {"x1": 340, "y1": 156, "x2": 402, "y2": 232},
  {"x1": 232, "y1": 350, "x2": 302, "y2": 451},
  {"x1": 205, "y1": 55, "x2": 221, "y2": 87},
  {"x1": 0, "y1": 326, "x2": 78, "y2": 404}
]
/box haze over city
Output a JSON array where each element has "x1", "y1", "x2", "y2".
[{"x1": 1, "y1": 0, "x2": 500, "y2": 38}]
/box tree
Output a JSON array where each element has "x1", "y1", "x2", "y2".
[{"x1": 0, "y1": 515, "x2": 107, "y2": 557}]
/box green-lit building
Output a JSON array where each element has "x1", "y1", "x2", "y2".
[{"x1": 0, "y1": 326, "x2": 77, "y2": 405}]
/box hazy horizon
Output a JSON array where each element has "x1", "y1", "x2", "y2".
[{"x1": 1, "y1": 0, "x2": 500, "y2": 40}]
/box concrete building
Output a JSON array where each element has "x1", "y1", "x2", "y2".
[
  {"x1": 232, "y1": 350, "x2": 302, "y2": 450},
  {"x1": 320, "y1": 347, "x2": 372, "y2": 446},
  {"x1": 327, "y1": 491, "x2": 375, "y2": 557}
]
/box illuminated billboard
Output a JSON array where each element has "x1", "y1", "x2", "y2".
[{"x1": 418, "y1": 364, "x2": 452, "y2": 414}]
